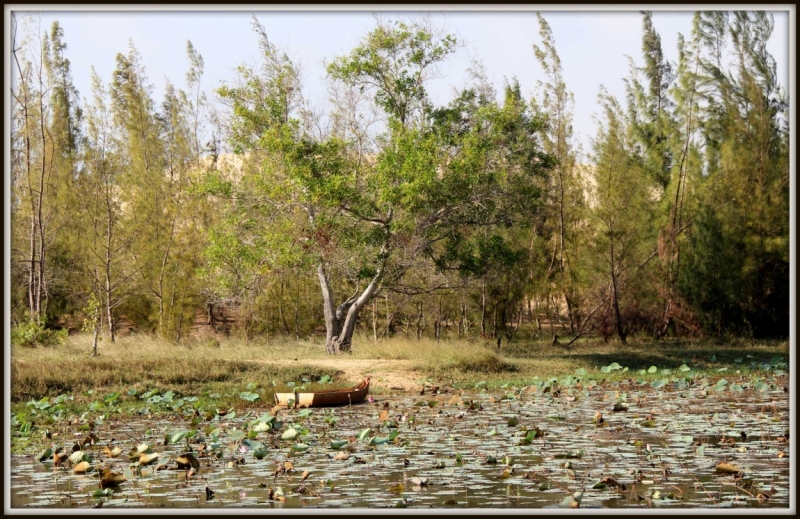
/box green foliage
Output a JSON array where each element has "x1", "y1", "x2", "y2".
[
  {"x1": 327, "y1": 19, "x2": 457, "y2": 125},
  {"x1": 81, "y1": 294, "x2": 101, "y2": 334},
  {"x1": 9, "y1": 12, "x2": 788, "y2": 345},
  {"x1": 11, "y1": 321, "x2": 67, "y2": 348},
  {"x1": 678, "y1": 11, "x2": 788, "y2": 338}
]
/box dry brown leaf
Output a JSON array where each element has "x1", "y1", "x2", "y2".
[
  {"x1": 177, "y1": 453, "x2": 200, "y2": 470},
  {"x1": 54, "y1": 451, "x2": 69, "y2": 467},
  {"x1": 73, "y1": 461, "x2": 91, "y2": 474},
  {"x1": 100, "y1": 471, "x2": 126, "y2": 488},
  {"x1": 714, "y1": 461, "x2": 741, "y2": 474},
  {"x1": 139, "y1": 452, "x2": 160, "y2": 466}
]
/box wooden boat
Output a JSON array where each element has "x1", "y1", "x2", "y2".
[{"x1": 274, "y1": 378, "x2": 370, "y2": 408}]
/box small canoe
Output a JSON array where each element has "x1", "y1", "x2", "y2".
[{"x1": 274, "y1": 378, "x2": 370, "y2": 408}]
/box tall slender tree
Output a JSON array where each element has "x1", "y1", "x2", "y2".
[
  {"x1": 588, "y1": 89, "x2": 655, "y2": 343},
  {"x1": 11, "y1": 17, "x2": 82, "y2": 326},
  {"x1": 681, "y1": 11, "x2": 789, "y2": 337},
  {"x1": 532, "y1": 13, "x2": 586, "y2": 335},
  {"x1": 74, "y1": 69, "x2": 137, "y2": 343}
]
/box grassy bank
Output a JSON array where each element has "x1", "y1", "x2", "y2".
[
  {"x1": 12, "y1": 332, "x2": 788, "y2": 403},
  {"x1": 10, "y1": 333, "x2": 789, "y2": 455}
]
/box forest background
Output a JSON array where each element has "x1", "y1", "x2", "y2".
[{"x1": 8, "y1": 9, "x2": 790, "y2": 355}]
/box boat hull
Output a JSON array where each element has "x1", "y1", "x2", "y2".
[{"x1": 274, "y1": 378, "x2": 370, "y2": 408}]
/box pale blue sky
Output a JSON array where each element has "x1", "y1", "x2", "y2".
[{"x1": 19, "y1": 8, "x2": 792, "y2": 155}]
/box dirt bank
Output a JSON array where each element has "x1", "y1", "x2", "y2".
[{"x1": 265, "y1": 358, "x2": 421, "y2": 392}]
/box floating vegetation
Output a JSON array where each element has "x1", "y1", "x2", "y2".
[{"x1": 10, "y1": 364, "x2": 791, "y2": 509}]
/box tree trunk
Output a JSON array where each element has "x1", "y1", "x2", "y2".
[
  {"x1": 294, "y1": 283, "x2": 300, "y2": 340},
  {"x1": 320, "y1": 255, "x2": 385, "y2": 354},
  {"x1": 416, "y1": 302, "x2": 423, "y2": 340},
  {"x1": 278, "y1": 277, "x2": 291, "y2": 335},
  {"x1": 610, "y1": 275, "x2": 626, "y2": 343},
  {"x1": 176, "y1": 281, "x2": 187, "y2": 342},
  {"x1": 372, "y1": 298, "x2": 378, "y2": 343},
  {"x1": 28, "y1": 216, "x2": 37, "y2": 322},
  {"x1": 105, "y1": 297, "x2": 115, "y2": 343},
  {"x1": 105, "y1": 198, "x2": 115, "y2": 343},
  {"x1": 434, "y1": 296, "x2": 443, "y2": 342},
  {"x1": 480, "y1": 278, "x2": 487, "y2": 335},
  {"x1": 459, "y1": 299, "x2": 467, "y2": 337},
  {"x1": 317, "y1": 263, "x2": 339, "y2": 354},
  {"x1": 105, "y1": 272, "x2": 115, "y2": 343},
  {"x1": 385, "y1": 294, "x2": 392, "y2": 337},
  {"x1": 91, "y1": 307, "x2": 100, "y2": 357},
  {"x1": 492, "y1": 304, "x2": 498, "y2": 339}
]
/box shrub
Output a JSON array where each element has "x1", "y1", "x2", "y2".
[{"x1": 11, "y1": 321, "x2": 68, "y2": 348}]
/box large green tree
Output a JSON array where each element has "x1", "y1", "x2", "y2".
[{"x1": 207, "y1": 18, "x2": 553, "y2": 353}]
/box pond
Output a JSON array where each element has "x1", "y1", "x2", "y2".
[{"x1": 10, "y1": 377, "x2": 790, "y2": 509}]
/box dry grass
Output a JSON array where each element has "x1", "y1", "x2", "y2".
[
  {"x1": 11, "y1": 332, "x2": 788, "y2": 405},
  {"x1": 11, "y1": 334, "x2": 341, "y2": 405}
]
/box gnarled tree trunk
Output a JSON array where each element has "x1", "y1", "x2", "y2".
[{"x1": 318, "y1": 255, "x2": 386, "y2": 354}]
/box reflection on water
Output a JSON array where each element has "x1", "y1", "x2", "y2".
[{"x1": 10, "y1": 384, "x2": 790, "y2": 509}]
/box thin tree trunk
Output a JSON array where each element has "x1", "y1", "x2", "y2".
[
  {"x1": 91, "y1": 308, "x2": 99, "y2": 357},
  {"x1": 105, "y1": 226, "x2": 115, "y2": 343},
  {"x1": 610, "y1": 274, "x2": 626, "y2": 343},
  {"x1": 176, "y1": 280, "x2": 187, "y2": 342},
  {"x1": 459, "y1": 299, "x2": 467, "y2": 337},
  {"x1": 416, "y1": 302, "x2": 423, "y2": 340},
  {"x1": 278, "y1": 276, "x2": 291, "y2": 335},
  {"x1": 156, "y1": 218, "x2": 175, "y2": 337},
  {"x1": 385, "y1": 294, "x2": 390, "y2": 337},
  {"x1": 372, "y1": 298, "x2": 378, "y2": 343},
  {"x1": 167, "y1": 263, "x2": 178, "y2": 338},
  {"x1": 28, "y1": 216, "x2": 37, "y2": 322},
  {"x1": 294, "y1": 282, "x2": 300, "y2": 340},
  {"x1": 36, "y1": 61, "x2": 49, "y2": 325},
  {"x1": 436, "y1": 296, "x2": 443, "y2": 342},
  {"x1": 317, "y1": 263, "x2": 339, "y2": 354},
  {"x1": 492, "y1": 304, "x2": 498, "y2": 339},
  {"x1": 480, "y1": 277, "x2": 487, "y2": 335}
]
